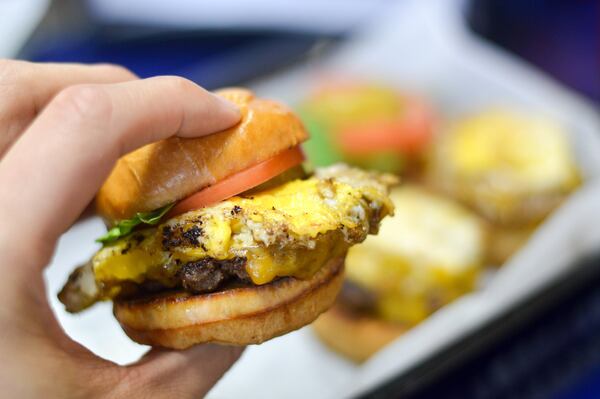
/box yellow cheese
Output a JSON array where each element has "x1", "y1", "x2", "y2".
[
  {"x1": 92, "y1": 166, "x2": 394, "y2": 291},
  {"x1": 429, "y1": 109, "x2": 581, "y2": 225},
  {"x1": 345, "y1": 186, "x2": 483, "y2": 325},
  {"x1": 449, "y1": 110, "x2": 578, "y2": 191}
]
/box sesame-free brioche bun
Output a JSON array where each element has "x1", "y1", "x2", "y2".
[
  {"x1": 312, "y1": 303, "x2": 406, "y2": 362},
  {"x1": 114, "y1": 256, "x2": 344, "y2": 349},
  {"x1": 97, "y1": 88, "x2": 308, "y2": 223}
]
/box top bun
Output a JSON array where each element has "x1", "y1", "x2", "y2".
[{"x1": 96, "y1": 88, "x2": 309, "y2": 223}]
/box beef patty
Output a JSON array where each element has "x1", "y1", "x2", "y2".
[
  {"x1": 338, "y1": 280, "x2": 378, "y2": 315},
  {"x1": 60, "y1": 257, "x2": 252, "y2": 312},
  {"x1": 176, "y1": 257, "x2": 251, "y2": 294}
]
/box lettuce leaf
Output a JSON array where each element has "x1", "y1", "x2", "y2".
[{"x1": 96, "y1": 203, "x2": 174, "y2": 244}]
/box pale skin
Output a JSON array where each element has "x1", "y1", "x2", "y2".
[{"x1": 0, "y1": 60, "x2": 244, "y2": 398}]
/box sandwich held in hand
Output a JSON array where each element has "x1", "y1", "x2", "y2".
[{"x1": 59, "y1": 88, "x2": 396, "y2": 349}]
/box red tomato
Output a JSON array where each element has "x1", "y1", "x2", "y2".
[
  {"x1": 338, "y1": 97, "x2": 434, "y2": 155},
  {"x1": 169, "y1": 146, "x2": 305, "y2": 216}
]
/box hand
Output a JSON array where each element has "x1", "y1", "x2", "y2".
[{"x1": 0, "y1": 60, "x2": 243, "y2": 398}]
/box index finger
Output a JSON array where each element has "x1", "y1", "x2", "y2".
[
  {"x1": 0, "y1": 76, "x2": 240, "y2": 265},
  {"x1": 0, "y1": 60, "x2": 137, "y2": 158}
]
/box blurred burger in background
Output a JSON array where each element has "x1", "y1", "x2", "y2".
[
  {"x1": 313, "y1": 185, "x2": 485, "y2": 362},
  {"x1": 298, "y1": 80, "x2": 435, "y2": 176},
  {"x1": 427, "y1": 109, "x2": 581, "y2": 264},
  {"x1": 303, "y1": 83, "x2": 581, "y2": 362}
]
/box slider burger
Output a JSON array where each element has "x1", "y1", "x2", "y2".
[
  {"x1": 298, "y1": 82, "x2": 434, "y2": 174},
  {"x1": 313, "y1": 186, "x2": 484, "y2": 362},
  {"x1": 59, "y1": 88, "x2": 395, "y2": 349},
  {"x1": 427, "y1": 109, "x2": 580, "y2": 264}
]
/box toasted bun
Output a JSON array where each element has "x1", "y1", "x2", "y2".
[
  {"x1": 97, "y1": 88, "x2": 309, "y2": 223},
  {"x1": 114, "y1": 257, "x2": 344, "y2": 348},
  {"x1": 312, "y1": 303, "x2": 405, "y2": 362}
]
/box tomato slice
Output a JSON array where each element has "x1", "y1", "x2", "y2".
[
  {"x1": 338, "y1": 97, "x2": 435, "y2": 155},
  {"x1": 169, "y1": 146, "x2": 305, "y2": 217}
]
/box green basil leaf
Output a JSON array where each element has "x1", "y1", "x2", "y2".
[{"x1": 96, "y1": 203, "x2": 174, "y2": 244}]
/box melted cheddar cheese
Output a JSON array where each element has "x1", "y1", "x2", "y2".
[
  {"x1": 92, "y1": 165, "x2": 395, "y2": 294},
  {"x1": 345, "y1": 186, "x2": 484, "y2": 325},
  {"x1": 429, "y1": 109, "x2": 580, "y2": 225},
  {"x1": 448, "y1": 110, "x2": 579, "y2": 191}
]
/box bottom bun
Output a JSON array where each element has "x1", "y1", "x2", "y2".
[
  {"x1": 312, "y1": 303, "x2": 406, "y2": 363},
  {"x1": 114, "y1": 256, "x2": 345, "y2": 349}
]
